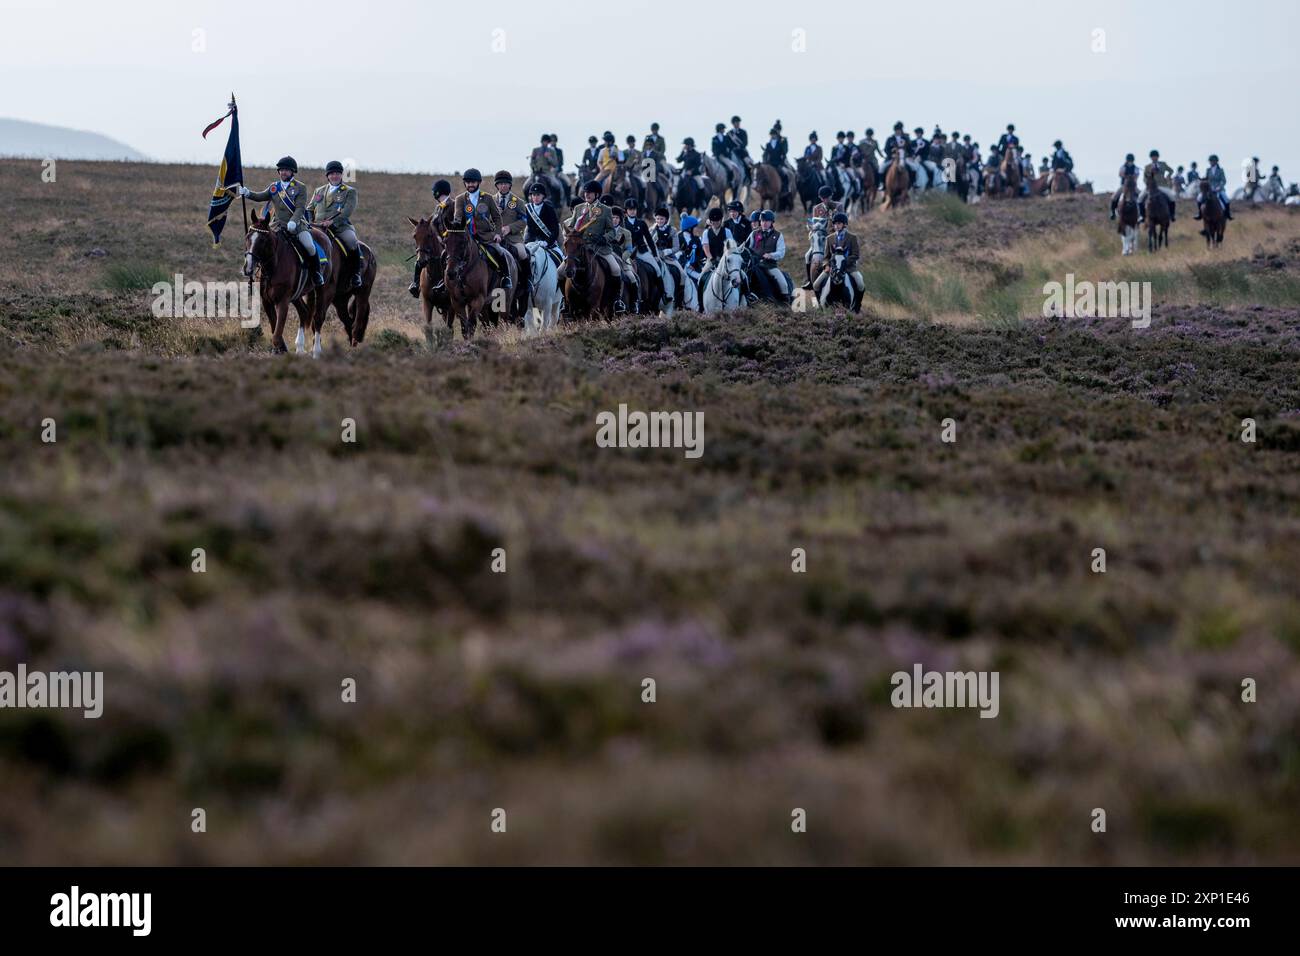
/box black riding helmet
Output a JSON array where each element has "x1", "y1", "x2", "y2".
[
  {"x1": 1125, "y1": 153, "x2": 1135, "y2": 162},
  {"x1": 463, "y1": 168, "x2": 482, "y2": 182},
  {"x1": 893, "y1": 121, "x2": 904, "y2": 131},
  {"x1": 603, "y1": 131, "x2": 614, "y2": 142},
  {"x1": 716, "y1": 123, "x2": 726, "y2": 132},
  {"x1": 726, "y1": 200, "x2": 743, "y2": 212},
  {"x1": 432, "y1": 178, "x2": 451, "y2": 197},
  {"x1": 760, "y1": 210, "x2": 775, "y2": 222},
  {"x1": 581, "y1": 180, "x2": 601, "y2": 197},
  {"x1": 683, "y1": 137, "x2": 695, "y2": 147},
  {"x1": 818, "y1": 186, "x2": 832, "y2": 199},
  {"x1": 276, "y1": 156, "x2": 297, "y2": 173},
  {"x1": 527, "y1": 182, "x2": 546, "y2": 197},
  {"x1": 325, "y1": 160, "x2": 344, "y2": 175},
  {"x1": 831, "y1": 212, "x2": 848, "y2": 225}
]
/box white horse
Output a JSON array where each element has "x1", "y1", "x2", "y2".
[
  {"x1": 524, "y1": 240, "x2": 562, "y2": 335},
  {"x1": 701, "y1": 244, "x2": 746, "y2": 314}
]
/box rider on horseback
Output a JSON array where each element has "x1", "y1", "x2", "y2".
[
  {"x1": 564, "y1": 180, "x2": 627, "y2": 313},
  {"x1": 652, "y1": 206, "x2": 686, "y2": 309},
  {"x1": 1050, "y1": 141, "x2": 1078, "y2": 191},
  {"x1": 763, "y1": 127, "x2": 791, "y2": 195},
  {"x1": 713, "y1": 123, "x2": 744, "y2": 194},
  {"x1": 623, "y1": 197, "x2": 662, "y2": 308},
  {"x1": 995, "y1": 124, "x2": 1019, "y2": 154},
  {"x1": 803, "y1": 132, "x2": 824, "y2": 170},
  {"x1": 409, "y1": 178, "x2": 453, "y2": 296},
  {"x1": 725, "y1": 200, "x2": 752, "y2": 243},
  {"x1": 529, "y1": 134, "x2": 564, "y2": 206},
  {"x1": 812, "y1": 212, "x2": 864, "y2": 313},
  {"x1": 729, "y1": 116, "x2": 753, "y2": 185},
  {"x1": 308, "y1": 160, "x2": 365, "y2": 289},
  {"x1": 235, "y1": 156, "x2": 325, "y2": 286},
  {"x1": 677, "y1": 137, "x2": 706, "y2": 192},
  {"x1": 858, "y1": 129, "x2": 882, "y2": 177},
  {"x1": 492, "y1": 170, "x2": 529, "y2": 293},
  {"x1": 677, "y1": 214, "x2": 705, "y2": 294},
  {"x1": 448, "y1": 168, "x2": 513, "y2": 289},
  {"x1": 523, "y1": 181, "x2": 563, "y2": 263},
  {"x1": 747, "y1": 210, "x2": 794, "y2": 305},
  {"x1": 1139, "y1": 150, "x2": 1177, "y2": 222},
  {"x1": 647, "y1": 123, "x2": 666, "y2": 161},
  {"x1": 880, "y1": 123, "x2": 918, "y2": 188},
  {"x1": 1110, "y1": 153, "x2": 1142, "y2": 221},
  {"x1": 913, "y1": 128, "x2": 939, "y2": 189},
  {"x1": 1196, "y1": 155, "x2": 1232, "y2": 220},
  {"x1": 606, "y1": 204, "x2": 643, "y2": 313},
  {"x1": 595, "y1": 132, "x2": 623, "y2": 194}
]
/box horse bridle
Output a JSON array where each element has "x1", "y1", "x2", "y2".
[{"x1": 245, "y1": 225, "x2": 272, "y2": 279}]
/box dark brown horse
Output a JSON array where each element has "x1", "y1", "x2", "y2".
[
  {"x1": 1048, "y1": 168, "x2": 1071, "y2": 195},
  {"x1": 859, "y1": 160, "x2": 878, "y2": 211},
  {"x1": 560, "y1": 231, "x2": 618, "y2": 319},
  {"x1": 882, "y1": 146, "x2": 910, "y2": 210},
  {"x1": 441, "y1": 226, "x2": 515, "y2": 339},
  {"x1": 244, "y1": 209, "x2": 338, "y2": 355},
  {"x1": 1144, "y1": 168, "x2": 1171, "y2": 252},
  {"x1": 331, "y1": 239, "x2": 377, "y2": 345},
  {"x1": 407, "y1": 215, "x2": 451, "y2": 344},
  {"x1": 1198, "y1": 180, "x2": 1226, "y2": 248},
  {"x1": 1000, "y1": 146, "x2": 1021, "y2": 198}
]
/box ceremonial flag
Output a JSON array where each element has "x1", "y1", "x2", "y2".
[{"x1": 204, "y1": 94, "x2": 244, "y2": 244}]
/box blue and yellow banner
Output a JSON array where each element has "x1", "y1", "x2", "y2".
[{"x1": 204, "y1": 96, "x2": 243, "y2": 244}]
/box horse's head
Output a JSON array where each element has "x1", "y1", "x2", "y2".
[
  {"x1": 442, "y1": 226, "x2": 476, "y2": 279},
  {"x1": 561, "y1": 231, "x2": 584, "y2": 279},
  {"x1": 244, "y1": 209, "x2": 273, "y2": 278},
  {"x1": 406, "y1": 216, "x2": 440, "y2": 266}
]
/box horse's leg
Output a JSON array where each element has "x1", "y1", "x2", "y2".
[
  {"x1": 273, "y1": 298, "x2": 289, "y2": 353},
  {"x1": 295, "y1": 304, "x2": 307, "y2": 353}
]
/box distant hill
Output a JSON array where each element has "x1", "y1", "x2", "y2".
[{"x1": 0, "y1": 118, "x2": 146, "y2": 161}]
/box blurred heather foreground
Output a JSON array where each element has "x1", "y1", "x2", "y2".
[{"x1": 1, "y1": 160, "x2": 1299, "y2": 864}]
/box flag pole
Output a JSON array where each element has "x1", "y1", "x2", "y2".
[{"x1": 233, "y1": 93, "x2": 247, "y2": 235}]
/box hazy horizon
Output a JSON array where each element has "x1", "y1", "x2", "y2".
[{"x1": 4, "y1": 0, "x2": 1298, "y2": 185}]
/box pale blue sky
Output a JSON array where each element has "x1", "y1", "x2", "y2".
[{"x1": 3, "y1": 0, "x2": 1297, "y2": 183}]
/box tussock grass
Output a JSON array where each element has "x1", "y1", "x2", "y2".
[{"x1": 103, "y1": 260, "x2": 170, "y2": 292}]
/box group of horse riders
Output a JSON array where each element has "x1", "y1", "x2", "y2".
[
  {"x1": 229, "y1": 156, "x2": 367, "y2": 289},
  {"x1": 1108, "y1": 151, "x2": 1242, "y2": 226},
  {"x1": 407, "y1": 164, "x2": 815, "y2": 314}
]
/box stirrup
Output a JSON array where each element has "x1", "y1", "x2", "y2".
[{"x1": 408, "y1": 283, "x2": 420, "y2": 298}]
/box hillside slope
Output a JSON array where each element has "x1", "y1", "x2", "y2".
[{"x1": 1, "y1": 161, "x2": 1299, "y2": 864}]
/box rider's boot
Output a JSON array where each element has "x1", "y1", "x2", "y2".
[
  {"x1": 312, "y1": 258, "x2": 326, "y2": 287},
  {"x1": 1109, "y1": 197, "x2": 1117, "y2": 220},
  {"x1": 350, "y1": 249, "x2": 365, "y2": 288},
  {"x1": 1225, "y1": 202, "x2": 1233, "y2": 220},
  {"x1": 409, "y1": 262, "x2": 423, "y2": 297}
]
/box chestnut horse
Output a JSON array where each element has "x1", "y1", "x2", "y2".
[
  {"x1": 1198, "y1": 180, "x2": 1227, "y2": 248},
  {"x1": 999, "y1": 146, "x2": 1021, "y2": 198},
  {"x1": 1049, "y1": 168, "x2": 1071, "y2": 195},
  {"x1": 560, "y1": 231, "x2": 618, "y2": 319},
  {"x1": 441, "y1": 226, "x2": 515, "y2": 340},
  {"x1": 244, "y1": 209, "x2": 338, "y2": 355},
  {"x1": 407, "y1": 215, "x2": 451, "y2": 345},
  {"x1": 882, "y1": 146, "x2": 910, "y2": 210}
]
